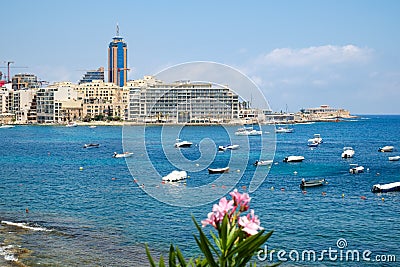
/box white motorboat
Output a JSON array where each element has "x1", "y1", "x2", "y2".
[
  {"x1": 275, "y1": 126, "x2": 294, "y2": 133},
  {"x1": 174, "y1": 140, "x2": 193, "y2": 148},
  {"x1": 234, "y1": 127, "x2": 262, "y2": 136},
  {"x1": 113, "y1": 152, "x2": 133, "y2": 158},
  {"x1": 378, "y1": 146, "x2": 394, "y2": 152},
  {"x1": 283, "y1": 156, "x2": 305, "y2": 162},
  {"x1": 342, "y1": 147, "x2": 355, "y2": 158},
  {"x1": 66, "y1": 122, "x2": 77, "y2": 127},
  {"x1": 309, "y1": 134, "x2": 323, "y2": 144},
  {"x1": 349, "y1": 164, "x2": 364, "y2": 174},
  {"x1": 254, "y1": 160, "x2": 273, "y2": 166},
  {"x1": 218, "y1": 144, "x2": 239, "y2": 151},
  {"x1": 388, "y1": 156, "x2": 400, "y2": 161},
  {"x1": 162, "y1": 170, "x2": 187, "y2": 182},
  {"x1": 89, "y1": 125, "x2": 97, "y2": 129},
  {"x1": 83, "y1": 143, "x2": 100, "y2": 148},
  {"x1": 0, "y1": 124, "x2": 15, "y2": 129},
  {"x1": 307, "y1": 139, "x2": 319, "y2": 147},
  {"x1": 371, "y1": 181, "x2": 400, "y2": 193}
]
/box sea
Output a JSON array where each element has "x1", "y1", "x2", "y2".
[{"x1": 0, "y1": 115, "x2": 399, "y2": 266}]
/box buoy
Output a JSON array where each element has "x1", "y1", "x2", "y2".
[
  {"x1": 25, "y1": 208, "x2": 29, "y2": 213},
  {"x1": 342, "y1": 193, "x2": 345, "y2": 198},
  {"x1": 111, "y1": 177, "x2": 116, "y2": 180},
  {"x1": 376, "y1": 173, "x2": 380, "y2": 176},
  {"x1": 360, "y1": 196, "x2": 366, "y2": 200},
  {"x1": 381, "y1": 197, "x2": 385, "y2": 202},
  {"x1": 270, "y1": 186, "x2": 274, "y2": 190},
  {"x1": 79, "y1": 167, "x2": 84, "y2": 171},
  {"x1": 187, "y1": 175, "x2": 190, "y2": 178},
  {"x1": 293, "y1": 171, "x2": 298, "y2": 175},
  {"x1": 195, "y1": 163, "x2": 200, "y2": 167},
  {"x1": 133, "y1": 179, "x2": 138, "y2": 183},
  {"x1": 281, "y1": 188, "x2": 285, "y2": 191},
  {"x1": 242, "y1": 185, "x2": 247, "y2": 190},
  {"x1": 302, "y1": 190, "x2": 307, "y2": 194},
  {"x1": 322, "y1": 192, "x2": 327, "y2": 196},
  {"x1": 222, "y1": 185, "x2": 226, "y2": 189},
  {"x1": 236, "y1": 169, "x2": 240, "y2": 172}
]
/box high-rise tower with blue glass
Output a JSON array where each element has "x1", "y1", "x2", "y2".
[{"x1": 108, "y1": 25, "x2": 128, "y2": 87}]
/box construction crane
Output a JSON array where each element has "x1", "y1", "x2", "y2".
[{"x1": 0, "y1": 61, "x2": 29, "y2": 82}]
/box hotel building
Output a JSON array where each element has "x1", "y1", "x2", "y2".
[
  {"x1": 108, "y1": 25, "x2": 128, "y2": 87},
  {"x1": 127, "y1": 76, "x2": 240, "y2": 123}
]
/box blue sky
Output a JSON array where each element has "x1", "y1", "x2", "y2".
[{"x1": 2, "y1": 0, "x2": 400, "y2": 114}]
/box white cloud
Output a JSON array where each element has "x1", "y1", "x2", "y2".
[{"x1": 256, "y1": 45, "x2": 372, "y2": 68}]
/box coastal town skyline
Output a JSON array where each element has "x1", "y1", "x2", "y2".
[{"x1": 2, "y1": 0, "x2": 400, "y2": 114}]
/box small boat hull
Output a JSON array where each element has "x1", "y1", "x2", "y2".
[
  {"x1": 388, "y1": 156, "x2": 400, "y2": 161},
  {"x1": 83, "y1": 143, "x2": 100, "y2": 148},
  {"x1": 379, "y1": 146, "x2": 394, "y2": 152},
  {"x1": 283, "y1": 156, "x2": 304, "y2": 162},
  {"x1": 300, "y1": 179, "x2": 326, "y2": 189},
  {"x1": 371, "y1": 182, "x2": 400, "y2": 193},
  {"x1": 208, "y1": 167, "x2": 229, "y2": 174},
  {"x1": 254, "y1": 160, "x2": 273, "y2": 166},
  {"x1": 174, "y1": 141, "x2": 193, "y2": 148},
  {"x1": 113, "y1": 152, "x2": 133, "y2": 158},
  {"x1": 162, "y1": 170, "x2": 187, "y2": 182}
]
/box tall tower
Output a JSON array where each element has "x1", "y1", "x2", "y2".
[{"x1": 108, "y1": 24, "x2": 128, "y2": 87}]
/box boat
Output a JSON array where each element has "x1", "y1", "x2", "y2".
[
  {"x1": 300, "y1": 178, "x2": 326, "y2": 189},
  {"x1": 378, "y1": 146, "x2": 394, "y2": 152},
  {"x1": 307, "y1": 139, "x2": 319, "y2": 147},
  {"x1": 162, "y1": 170, "x2": 187, "y2": 182},
  {"x1": 0, "y1": 124, "x2": 15, "y2": 129},
  {"x1": 388, "y1": 156, "x2": 400, "y2": 161},
  {"x1": 66, "y1": 122, "x2": 77, "y2": 127},
  {"x1": 83, "y1": 143, "x2": 100, "y2": 148},
  {"x1": 219, "y1": 144, "x2": 239, "y2": 151},
  {"x1": 208, "y1": 166, "x2": 230, "y2": 174},
  {"x1": 371, "y1": 181, "x2": 400, "y2": 193},
  {"x1": 341, "y1": 147, "x2": 355, "y2": 158},
  {"x1": 309, "y1": 134, "x2": 323, "y2": 144},
  {"x1": 113, "y1": 152, "x2": 133, "y2": 158},
  {"x1": 234, "y1": 127, "x2": 262, "y2": 136},
  {"x1": 254, "y1": 160, "x2": 273, "y2": 166},
  {"x1": 275, "y1": 126, "x2": 294, "y2": 133},
  {"x1": 174, "y1": 140, "x2": 193, "y2": 148},
  {"x1": 88, "y1": 125, "x2": 97, "y2": 129},
  {"x1": 349, "y1": 164, "x2": 364, "y2": 174},
  {"x1": 283, "y1": 156, "x2": 305, "y2": 162}
]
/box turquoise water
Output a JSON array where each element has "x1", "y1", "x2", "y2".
[{"x1": 0, "y1": 116, "x2": 399, "y2": 266}]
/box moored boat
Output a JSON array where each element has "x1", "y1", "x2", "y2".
[
  {"x1": 83, "y1": 143, "x2": 100, "y2": 148},
  {"x1": 309, "y1": 134, "x2": 323, "y2": 144},
  {"x1": 379, "y1": 146, "x2": 394, "y2": 152},
  {"x1": 0, "y1": 124, "x2": 15, "y2": 129},
  {"x1": 349, "y1": 164, "x2": 364, "y2": 174},
  {"x1": 254, "y1": 160, "x2": 273, "y2": 166},
  {"x1": 275, "y1": 126, "x2": 294, "y2": 133},
  {"x1": 208, "y1": 166, "x2": 230, "y2": 174},
  {"x1": 66, "y1": 122, "x2": 77, "y2": 127},
  {"x1": 283, "y1": 156, "x2": 305, "y2": 162},
  {"x1": 371, "y1": 181, "x2": 400, "y2": 193},
  {"x1": 162, "y1": 170, "x2": 187, "y2": 182},
  {"x1": 234, "y1": 127, "x2": 262, "y2": 136},
  {"x1": 307, "y1": 139, "x2": 319, "y2": 147},
  {"x1": 388, "y1": 156, "x2": 400, "y2": 161},
  {"x1": 342, "y1": 147, "x2": 355, "y2": 158},
  {"x1": 113, "y1": 152, "x2": 133, "y2": 158},
  {"x1": 300, "y1": 178, "x2": 326, "y2": 189},
  {"x1": 174, "y1": 140, "x2": 193, "y2": 148}
]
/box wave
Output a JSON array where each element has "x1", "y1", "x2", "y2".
[{"x1": 1, "y1": 220, "x2": 52, "y2": 232}]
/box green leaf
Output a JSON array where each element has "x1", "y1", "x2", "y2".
[
  {"x1": 227, "y1": 230, "x2": 273, "y2": 261},
  {"x1": 192, "y1": 216, "x2": 220, "y2": 262},
  {"x1": 175, "y1": 246, "x2": 188, "y2": 266},
  {"x1": 145, "y1": 243, "x2": 157, "y2": 267},
  {"x1": 158, "y1": 255, "x2": 166, "y2": 267},
  {"x1": 169, "y1": 244, "x2": 176, "y2": 267}
]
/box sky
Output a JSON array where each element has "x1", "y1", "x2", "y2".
[{"x1": 2, "y1": 0, "x2": 400, "y2": 114}]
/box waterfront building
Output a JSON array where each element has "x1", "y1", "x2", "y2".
[
  {"x1": 36, "y1": 82, "x2": 82, "y2": 123},
  {"x1": 126, "y1": 76, "x2": 240, "y2": 123},
  {"x1": 77, "y1": 80, "x2": 128, "y2": 120},
  {"x1": 11, "y1": 73, "x2": 40, "y2": 90},
  {"x1": 303, "y1": 105, "x2": 350, "y2": 119},
  {"x1": 12, "y1": 89, "x2": 37, "y2": 123},
  {"x1": 79, "y1": 67, "x2": 105, "y2": 84},
  {"x1": 108, "y1": 25, "x2": 128, "y2": 87}
]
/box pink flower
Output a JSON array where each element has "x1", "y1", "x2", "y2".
[
  {"x1": 212, "y1": 197, "x2": 234, "y2": 222},
  {"x1": 201, "y1": 211, "x2": 217, "y2": 228},
  {"x1": 238, "y1": 209, "x2": 263, "y2": 235},
  {"x1": 230, "y1": 189, "x2": 251, "y2": 211}
]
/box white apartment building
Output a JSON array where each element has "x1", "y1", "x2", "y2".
[
  {"x1": 36, "y1": 82, "x2": 82, "y2": 123},
  {"x1": 126, "y1": 76, "x2": 240, "y2": 123}
]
